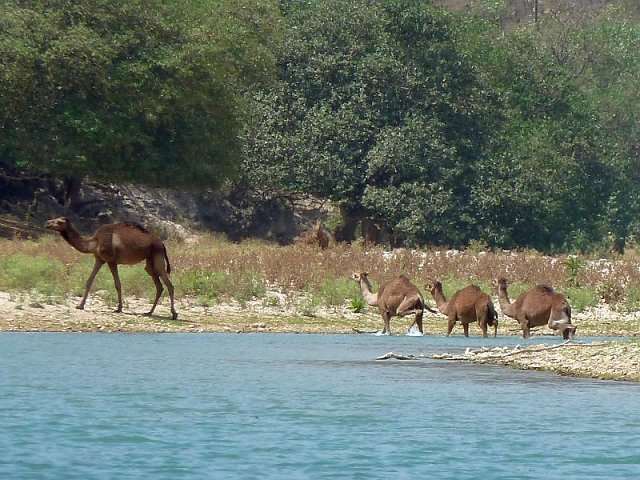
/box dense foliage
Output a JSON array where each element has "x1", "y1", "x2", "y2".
[
  {"x1": 244, "y1": 1, "x2": 499, "y2": 246},
  {"x1": 0, "y1": 0, "x2": 281, "y2": 191},
  {"x1": 244, "y1": 0, "x2": 640, "y2": 252},
  {"x1": 2, "y1": 0, "x2": 639, "y2": 252}
]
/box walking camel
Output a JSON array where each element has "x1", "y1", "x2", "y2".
[
  {"x1": 494, "y1": 277, "x2": 575, "y2": 339},
  {"x1": 426, "y1": 280, "x2": 498, "y2": 337},
  {"x1": 44, "y1": 217, "x2": 178, "y2": 320},
  {"x1": 351, "y1": 272, "x2": 435, "y2": 334}
]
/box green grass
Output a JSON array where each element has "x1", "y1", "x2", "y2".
[
  {"x1": 619, "y1": 284, "x2": 640, "y2": 313},
  {"x1": 1, "y1": 235, "x2": 637, "y2": 315},
  {"x1": 317, "y1": 277, "x2": 358, "y2": 306},
  {"x1": 350, "y1": 295, "x2": 366, "y2": 313},
  {"x1": 0, "y1": 254, "x2": 66, "y2": 298},
  {"x1": 564, "y1": 286, "x2": 600, "y2": 311}
]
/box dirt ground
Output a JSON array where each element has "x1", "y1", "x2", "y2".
[{"x1": 1, "y1": 290, "x2": 638, "y2": 382}]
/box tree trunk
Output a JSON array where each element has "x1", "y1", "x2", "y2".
[
  {"x1": 613, "y1": 237, "x2": 625, "y2": 255},
  {"x1": 63, "y1": 176, "x2": 83, "y2": 210},
  {"x1": 334, "y1": 205, "x2": 362, "y2": 243}
]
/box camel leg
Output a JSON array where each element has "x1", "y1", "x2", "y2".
[
  {"x1": 381, "y1": 311, "x2": 391, "y2": 334},
  {"x1": 478, "y1": 318, "x2": 488, "y2": 338},
  {"x1": 160, "y1": 273, "x2": 177, "y2": 320},
  {"x1": 413, "y1": 311, "x2": 424, "y2": 334},
  {"x1": 446, "y1": 314, "x2": 456, "y2": 336},
  {"x1": 107, "y1": 262, "x2": 124, "y2": 313},
  {"x1": 152, "y1": 254, "x2": 178, "y2": 320},
  {"x1": 145, "y1": 267, "x2": 164, "y2": 317},
  {"x1": 78, "y1": 258, "x2": 104, "y2": 310},
  {"x1": 476, "y1": 306, "x2": 489, "y2": 338},
  {"x1": 478, "y1": 321, "x2": 487, "y2": 338},
  {"x1": 403, "y1": 311, "x2": 423, "y2": 334},
  {"x1": 462, "y1": 323, "x2": 470, "y2": 337},
  {"x1": 521, "y1": 319, "x2": 531, "y2": 339},
  {"x1": 396, "y1": 298, "x2": 424, "y2": 334}
]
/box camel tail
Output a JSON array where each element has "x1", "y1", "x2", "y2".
[
  {"x1": 487, "y1": 303, "x2": 498, "y2": 327},
  {"x1": 163, "y1": 245, "x2": 172, "y2": 274}
]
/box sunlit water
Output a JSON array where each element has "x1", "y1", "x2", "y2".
[{"x1": 1, "y1": 333, "x2": 639, "y2": 479}]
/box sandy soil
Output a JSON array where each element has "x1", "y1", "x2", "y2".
[{"x1": 1, "y1": 290, "x2": 638, "y2": 382}]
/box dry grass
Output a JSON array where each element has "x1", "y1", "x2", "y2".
[{"x1": 2, "y1": 233, "x2": 640, "y2": 314}]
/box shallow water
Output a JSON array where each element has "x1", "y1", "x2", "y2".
[{"x1": 1, "y1": 333, "x2": 639, "y2": 479}]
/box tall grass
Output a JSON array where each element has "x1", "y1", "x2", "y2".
[{"x1": 2, "y1": 234, "x2": 639, "y2": 313}]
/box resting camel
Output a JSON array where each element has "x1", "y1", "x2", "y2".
[
  {"x1": 426, "y1": 280, "x2": 497, "y2": 337},
  {"x1": 351, "y1": 272, "x2": 436, "y2": 334},
  {"x1": 297, "y1": 219, "x2": 332, "y2": 249},
  {"x1": 44, "y1": 217, "x2": 178, "y2": 320},
  {"x1": 494, "y1": 277, "x2": 575, "y2": 339}
]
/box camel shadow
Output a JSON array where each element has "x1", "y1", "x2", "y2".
[{"x1": 117, "y1": 310, "x2": 195, "y2": 323}]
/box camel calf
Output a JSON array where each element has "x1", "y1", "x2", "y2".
[{"x1": 297, "y1": 219, "x2": 332, "y2": 249}]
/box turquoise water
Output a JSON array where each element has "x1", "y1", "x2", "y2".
[{"x1": 1, "y1": 333, "x2": 639, "y2": 479}]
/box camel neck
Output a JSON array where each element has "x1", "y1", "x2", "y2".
[
  {"x1": 432, "y1": 287, "x2": 449, "y2": 315},
  {"x1": 61, "y1": 227, "x2": 94, "y2": 254},
  {"x1": 359, "y1": 277, "x2": 378, "y2": 306},
  {"x1": 497, "y1": 286, "x2": 514, "y2": 315}
]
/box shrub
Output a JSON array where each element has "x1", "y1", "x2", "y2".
[
  {"x1": 565, "y1": 286, "x2": 599, "y2": 311},
  {"x1": 0, "y1": 254, "x2": 65, "y2": 296},
  {"x1": 350, "y1": 295, "x2": 366, "y2": 313}
]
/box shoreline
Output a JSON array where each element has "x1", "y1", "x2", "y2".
[{"x1": 2, "y1": 291, "x2": 638, "y2": 382}]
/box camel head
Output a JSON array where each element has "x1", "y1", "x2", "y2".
[
  {"x1": 563, "y1": 324, "x2": 577, "y2": 340},
  {"x1": 425, "y1": 280, "x2": 442, "y2": 295},
  {"x1": 495, "y1": 277, "x2": 508, "y2": 291},
  {"x1": 44, "y1": 217, "x2": 72, "y2": 233},
  {"x1": 351, "y1": 272, "x2": 368, "y2": 283},
  {"x1": 551, "y1": 320, "x2": 577, "y2": 340}
]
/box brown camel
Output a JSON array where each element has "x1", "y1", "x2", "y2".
[
  {"x1": 494, "y1": 277, "x2": 575, "y2": 339},
  {"x1": 351, "y1": 272, "x2": 436, "y2": 334},
  {"x1": 426, "y1": 280, "x2": 498, "y2": 337},
  {"x1": 297, "y1": 219, "x2": 332, "y2": 249},
  {"x1": 44, "y1": 217, "x2": 178, "y2": 320}
]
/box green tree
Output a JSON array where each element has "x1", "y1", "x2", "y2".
[
  {"x1": 0, "y1": 0, "x2": 282, "y2": 205},
  {"x1": 244, "y1": 0, "x2": 496, "y2": 246},
  {"x1": 566, "y1": 8, "x2": 640, "y2": 252},
  {"x1": 462, "y1": 10, "x2": 617, "y2": 252}
]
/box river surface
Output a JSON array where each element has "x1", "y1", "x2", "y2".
[{"x1": 1, "y1": 333, "x2": 639, "y2": 479}]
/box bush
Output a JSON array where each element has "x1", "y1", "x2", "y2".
[{"x1": 0, "y1": 254, "x2": 65, "y2": 296}]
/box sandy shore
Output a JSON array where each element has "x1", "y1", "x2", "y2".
[{"x1": 1, "y1": 290, "x2": 638, "y2": 382}]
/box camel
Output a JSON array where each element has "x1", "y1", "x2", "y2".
[
  {"x1": 426, "y1": 280, "x2": 498, "y2": 337},
  {"x1": 351, "y1": 272, "x2": 436, "y2": 334},
  {"x1": 297, "y1": 219, "x2": 332, "y2": 249},
  {"x1": 494, "y1": 277, "x2": 576, "y2": 339},
  {"x1": 44, "y1": 217, "x2": 178, "y2": 320}
]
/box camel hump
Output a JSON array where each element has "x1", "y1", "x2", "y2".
[
  {"x1": 535, "y1": 284, "x2": 555, "y2": 294},
  {"x1": 122, "y1": 222, "x2": 150, "y2": 234},
  {"x1": 461, "y1": 284, "x2": 482, "y2": 294}
]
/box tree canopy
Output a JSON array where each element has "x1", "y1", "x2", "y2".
[
  {"x1": 2, "y1": 0, "x2": 640, "y2": 253},
  {"x1": 244, "y1": 0, "x2": 499, "y2": 246},
  {"x1": 0, "y1": 0, "x2": 282, "y2": 189},
  {"x1": 243, "y1": 0, "x2": 640, "y2": 252}
]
